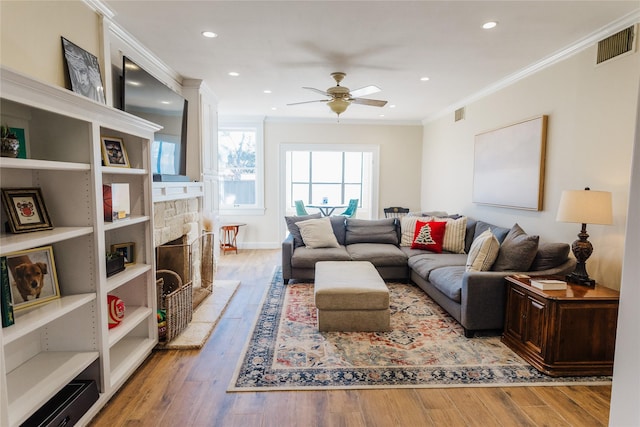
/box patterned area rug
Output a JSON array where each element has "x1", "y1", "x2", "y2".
[{"x1": 228, "y1": 268, "x2": 610, "y2": 391}]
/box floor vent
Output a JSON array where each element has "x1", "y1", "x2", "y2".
[
  {"x1": 597, "y1": 26, "x2": 635, "y2": 64},
  {"x1": 454, "y1": 107, "x2": 465, "y2": 122}
]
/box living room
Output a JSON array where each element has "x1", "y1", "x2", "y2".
[{"x1": 1, "y1": 1, "x2": 639, "y2": 425}]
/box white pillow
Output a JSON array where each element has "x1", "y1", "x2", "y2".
[
  {"x1": 466, "y1": 229, "x2": 500, "y2": 271},
  {"x1": 296, "y1": 217, "x2": 340, "y2": 249},
  {"x1": 441, "y1": 216, "x2": 467, "y2": 254}
]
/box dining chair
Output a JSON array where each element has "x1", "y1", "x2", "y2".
[
  {"x1": 295, "y1": 200, "x2": 309, "y2": 216},
  {"x1": 383, "y1": 207, "x2": 410, "y2": 219},
  {"x1": 338, "y1": 199, "x2": 359, "y2": 217}
]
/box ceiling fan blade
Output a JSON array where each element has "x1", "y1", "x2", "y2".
[
  {"x1": 303, "y1": 87, "x2": 330, "y2": 96},
  {"x1": 287, "y1": 99, "x2": 328, "y2": 106},
  {"x1": 350, "y1": 85, "x2": 381, "y2": 98},
  {"x1": 351, "y1": 98, "x2": 388, "y2": 107}
]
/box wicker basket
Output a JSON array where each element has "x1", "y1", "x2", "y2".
[{"x1": 156, "y1": 269, "x2": 193, "y2": 342}]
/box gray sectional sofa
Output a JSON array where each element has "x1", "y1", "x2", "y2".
[{"x1": 282, "y1": 213, "x2": 576, "y2": 337}]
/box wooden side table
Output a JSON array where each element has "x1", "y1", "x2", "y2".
[
  {"x1": 219, "y1": 223, "x2": 246, "y2": 255},
  {"x1": 502, "y1": 275, "x2": 619, "y2": 376}
]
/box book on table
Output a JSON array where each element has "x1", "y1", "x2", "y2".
[{"x1": 530, "y1": 279, "x2": 567, "y2": 290}]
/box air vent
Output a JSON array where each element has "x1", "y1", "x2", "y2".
[
  {"x1": 454, "y1": 107, "x2": 465, "y2": 122},
  {"x1": 597, "y1": 26, "x2": 635, "y2": 64}
]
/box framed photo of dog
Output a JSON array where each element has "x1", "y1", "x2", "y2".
[
  {"x1": 1, "y1": 187, "x2": 54, "y2": 233},
  {"x1": 5, "y1": 246, "x2": 60, "y2": 311}
]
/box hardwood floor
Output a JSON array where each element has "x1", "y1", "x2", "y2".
[{"x1": 90, "y1": 249, "x2": 612, "y2": 426}]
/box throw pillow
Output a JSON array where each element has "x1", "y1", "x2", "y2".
[
  {"x1": 400, "y1": 216, "x2": 433, "y2": 246},
  {"x1": 296, "y1": 217, "x2": 340, "y2": 249},
  {"x1": 411, "y1": 220, "x2": 447, "y2": 253},
  {"x1": 441, "y1": 216, "x2": 467, "y2": 254},
  {"x1": 466, "y1": 229, "x2": 500, "y2": 271},
  {"x1": 285, "y1": 213, "x2": 323, "y2": 247},
  {"x1": 492, "y1": 223, "x2": 540, "y2": 271},
  {"x1": 530, "y1": 242, "x2": 570, "y2": 271}
]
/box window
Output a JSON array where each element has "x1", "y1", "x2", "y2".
[
  {"x1": 281, "y1": 143, "x2": 379, "y2": 224},
  {"x1": 218, "y1": 120, "x2": 264, "y2": 214},
  {"x1": 289, "y1": 151, "x2": 368, "y2": 206}
]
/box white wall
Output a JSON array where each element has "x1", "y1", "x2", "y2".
[
  {"x1": 219, "y1": 121, "x2": 423, "y2": 248},
  {"x1": 422, "y1": 45, "x2": 640, "y2": 290}
]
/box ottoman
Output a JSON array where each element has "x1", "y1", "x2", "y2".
[{"x1": 314, "y1": 261, "x2": 390, "y2": 332}]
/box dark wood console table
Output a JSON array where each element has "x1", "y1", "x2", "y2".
[{"x1": 502, "y1": 275, "x2": 619, "y2": 377}]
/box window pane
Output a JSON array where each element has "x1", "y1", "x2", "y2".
[
  {"x1": 311, "y1": 152, "x2": 342, "y2": 182},
  {"x1": 218, "y1": 128, "x2": 257, "y2": 206},
  {"x1": 291, "y1": 183, "x2": 309, "y2": 205},
  {"x1": 291, "y1": 152, "x2": 309, "y2": 181},
  {"x1": 343, "y1": 152, "x2": 362, "y2": 182},
  {"x1": 344, "y1": 184, "x2": 362, "y2": 204},
  {"x1": 312, "y1": 184, "x2": 342, "y2": 205}
]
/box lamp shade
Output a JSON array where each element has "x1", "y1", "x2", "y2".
[{"x1": 556, "y1": 189, "x2": 613, "y2": 225}]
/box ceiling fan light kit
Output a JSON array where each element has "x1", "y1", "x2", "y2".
[{"x1": 289, "y1": 72, "x2": 388, "y2": 118}]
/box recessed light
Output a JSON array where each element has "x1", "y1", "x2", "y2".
[
  {"x1": 482, "y1": 21, "x2": 498, "y2": 29},
  {"x1": 271, "y1": 107, "x2": 277, "y2": 111},
  {"x1": 228, "y1": 71, "x2": 239, "y2": 77},
  {"x1": 389, "y1": 104, "x2": 396, "y2": 108},
  {"x1": 263, "y1": 90, "x2": 272, "y2": 94},
  {"x1": 420, "y1": 76, "x2": 430, "y2": 81},
  {"x1": 202, "y1": 31, "x2": 218, "y2": 38},
  {"x1": 379, "y1": 114, "x2": 385, "y2": 117}
]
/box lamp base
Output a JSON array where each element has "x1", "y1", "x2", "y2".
[{"x1": 565, "y1": 272, "x2": 595, "y2": 287}]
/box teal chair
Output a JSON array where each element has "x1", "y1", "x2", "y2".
[
  {"x1": 338, "y1": 199, "x2": 359, "y2": 217},
  {"x1": 295, "y1": 200, "x2": 309, "y2": 216}
]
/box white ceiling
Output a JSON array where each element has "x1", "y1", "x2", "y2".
[{"x1": 104, "y1": 1, "x2": 639, "y2": 123}]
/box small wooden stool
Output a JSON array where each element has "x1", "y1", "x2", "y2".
[{"x1": 220, "y1": 223, "x2": 246, "y2": 255}]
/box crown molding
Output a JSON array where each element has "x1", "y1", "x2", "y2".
[{"x1": 423, "y1": 9, "x2": 640, "y2": 124}]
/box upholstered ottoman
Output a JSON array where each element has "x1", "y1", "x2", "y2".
[{"x1": 314, "y1": 261, "x2": 390, "y2": 332}]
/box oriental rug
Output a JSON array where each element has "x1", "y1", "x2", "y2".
[{"x1": 228, "y1": 268, "x2": 610, "y2": 391}]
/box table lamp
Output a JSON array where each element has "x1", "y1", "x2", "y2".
[{"x1": 556, "y1": 187, "x2": 612, "y2": 286}]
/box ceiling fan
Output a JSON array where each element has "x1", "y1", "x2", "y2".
[{"x1": 288, "y1": 72, "x2": 388, "y2": 117}]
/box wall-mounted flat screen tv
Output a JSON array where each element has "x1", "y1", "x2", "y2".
[{"x1": 122, "y1": 56, "x2": 189, "y2": 182}]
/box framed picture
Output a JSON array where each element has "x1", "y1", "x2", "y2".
[
  {"x1": 101, "y1": 137, "x2": 130, "y2": 168},
  {"x1": 5, "y1": 246, "x2": 60, "y2": 310},
  {"x1": 1, "y1": 188, "x2": 54, "y2": 233},
  {"x1": 111, "y1": 242, "x2": 136, "y2": 265},
  {"x1": 472, "y1": 115, "x2": 548, "y2": 211},
  {"x1": 61, "y1": 37, "x2": 106, "y2": 103}
]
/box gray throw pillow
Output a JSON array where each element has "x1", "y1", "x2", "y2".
[
  {"x1": 345, "y1": 218, "x2": 399, "y2": 245},
  {"x1": 285, "y1": 213, "x2": 322, "y2": 247},
  {"x1": 473, "y1": 221, "x2": 510, "y2": 244},
  {"x1": 492, "y1": 223, "x2": 539, "y2": 271},
  {"x1": 530, "y1": 242, "x2": 570, "y2": 271}
]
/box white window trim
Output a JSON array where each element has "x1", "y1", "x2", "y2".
[
  {"x1": 218, "y1": 116, "x2": 265, "y2": 215},
  {"x1": 279, "y1": 143, "x2": 380, "y2": 237}
]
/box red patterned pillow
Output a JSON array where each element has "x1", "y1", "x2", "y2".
[{"x1": 411, "y1": 220, "x2": 447, "y2": 253}]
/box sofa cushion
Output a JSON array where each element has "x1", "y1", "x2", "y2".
[
  {"x1": 411, "y1": 220, "x2": 446, "y2": 252},
  {"x1": 290, "y1": 246, "x2": 351, "y2": 268},
  {"x1": 329, "y1": 216, "x2": 347, "y2": 245},
  {"x1": 466, "y1": 229, "x2": 500, "y2": 271},
  {"x1": 492, "y1": 223, "x2": 539, "y2": 272},
  {"x1": 346, "y1": 243, "x2": 408, "y2": 266},
  {"x1": 428, "y1": 266, "x2": 465, "y2": 302},
  {"x1": 345, "y1": 218, "x2": 398, "y2": 245},
  {"x1": 473, "y1": 221, "x2": 510, "y2": 244},
  {"x1": 285, "y1": 213, "x2": 323, "y2": 247},
  {"x1": 530, "y1": 242, "x2": 571, "y2": 271},
  {"x1": 407, "y1": 253, "x2": 467, "y2": 281},
  {"x1": 297, "y1": 217, "x2": 340, "y2": 249}
]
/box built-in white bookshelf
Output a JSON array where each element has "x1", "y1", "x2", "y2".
[{"x1": 0, "y1": 67, "x2": 160, "y2": 426}]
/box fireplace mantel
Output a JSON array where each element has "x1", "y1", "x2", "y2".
[{"x1": 153, "y1": 182, "x2": 204, "y2": 202}]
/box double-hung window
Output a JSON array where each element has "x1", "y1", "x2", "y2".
[{"x1": 218, "y1": 119, "x2": 264, "y2": 214}]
